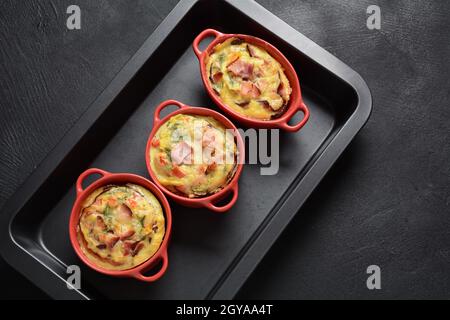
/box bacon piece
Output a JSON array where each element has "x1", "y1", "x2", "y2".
[
  {"x1": 171, "y1": 141, "x2": 192, "y2": 165},
  {"x1": 240, "y1": 81, "x2": 261, "y2": 98},
  {"x1": 227, "y1": 59, "x2": 254, "y2": 79}
]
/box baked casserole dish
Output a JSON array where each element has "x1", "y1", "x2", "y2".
[
  {"x1": 149, "y1": 113, "x2": 238, "y2": 198},
  {"x1": 77, "y1": 183, "x2": 165, "y2": 271}
]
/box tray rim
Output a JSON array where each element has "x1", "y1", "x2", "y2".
[{"x1": 0, "y1": 0, "x2": 372, "y2": 300}]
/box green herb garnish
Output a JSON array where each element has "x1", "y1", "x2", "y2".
[{"x1": 139, "y1": 216, "x2": 146, "y2": 228}]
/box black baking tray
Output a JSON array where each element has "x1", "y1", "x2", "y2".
[{"x1": 0, "y1": 0, "x2": 371, "y2": 299}]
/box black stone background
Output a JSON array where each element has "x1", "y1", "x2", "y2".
[{"x1": 0, "y1": 0, "x2": 449, "y2": 299}]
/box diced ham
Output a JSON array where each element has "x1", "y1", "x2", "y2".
[
  {"x1": 210, "y1": 61, "x2": 223, "y2": 84},
  {"x1": 128, "y1": 198, "x2": 137, "y2": 208},
  {"x1": 202, "y1": 128, "x2": 217, "y2": 148},
  {"x1": 269, "y1": 98, "x2": 284, "y2": 111},
  {"x1": 151, "y1": 138, "x2": 160, "y2": 147},
  {"x1": 271, "y1": 104, "x2": 288, "y2": 119},
  {"x1": 278, "y1": 82, "x2": 291, "y2": 102},
  {"x1": 211, "y1": 72, "x2": 223, "y2": 83},
  {"x1": 171, "y1": 141, "x2": 192, "y2": 165},
  {"x1": 98, "y1": 233, "x2": 120, "y2": 249},
  {"x1": 132, "y1": 242, "x2": 144, "y2": 257},
  {"x1": 107, "y1": 197, "x2": 118, "y2": 208},
  {"x1": 258, "y1": 100, "x2": 271, "y2": 110},
  {"x1": 258, "y1": 96, "x2": 284, "y2": 112},
  {"x1": 267, "y1": 92, "x2": 284, "y2": 111},
  {"x1": 171, "y1": 165, "x2": 186, "y2": 178},
  {"x1": 235, "y1": 101, "x2": 250, "y2": 107},
  {"x1": 119, "y1": 229, "x2": 135, "y2": 240},
  {"x1": 83, "y1": 207, "x2": 98, "y2": 217},
  {"x1": 96, "y1": 216, "x2": 107, "y2": 231},
  {"x1": 158, "y1": 152, "x2": 169, "y2": 166},
  {"x1": 175, "y1": 185, "x2": 187, "y2": 194},
  {"x1": 240, "y1": 81, "x2": 261, "y2": 98},
  {"x1": 207, "y1": 162, "x2": 217, "y2": 173},
  {"x1": 255, "y1": 78, "x2": 268, "y2": 92},
  {"x1": 123, "y1": 240, "x2": 138, "y2": 256},
  {"x1": 117, "y1": 204, "x2": 132, "y2": 222},
  {"x1": 254, "y1": 66, "x2": 265, "y2": 78},
  {"x1": 227, "y1": 59, "x2": 254, "y2": 79},
  {"x1": 123, "y1": 240, "x2": 144, "y2": 257},
  {"x1": 198, "y1": 164, "x2": 208, "y2": 174},
  {"x1": 105, "y1": 234, "x2": 120, "y2": 248}
]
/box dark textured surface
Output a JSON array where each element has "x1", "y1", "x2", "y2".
[{"x1": 0, "y1": 0, "x2": 449, "y2": 299}]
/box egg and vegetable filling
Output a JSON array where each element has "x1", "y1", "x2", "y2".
[
  {"x1": 150, "y1": 114, "x2": 237, "y2": 198},
  {"x1": 77, "y1": 184, "x2": 165, "y2": 271},
  {"x1": 206, "y1": 37, "x2": 292, "y2": 120}
]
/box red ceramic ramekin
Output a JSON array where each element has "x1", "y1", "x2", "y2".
[
  {"x1": 145, "y1": 99, "x2": 245, "y2": 213},
  {"x1": 193, "y1": 28, "x2": 310, "y2": 132},
  {"x1": 69, "y1": 168, "x2": 172, "y2": 282}
]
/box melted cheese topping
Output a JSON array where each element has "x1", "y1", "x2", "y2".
[
  {"x1": 150, "y1": 114, "x2": 237, "y2": 198},
  {"x1": 206, "y1": 37, "x2": 292, "y2": 120},
  {"x1": 77, "y1": 184, "x2": 165, "y2": 271}
]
